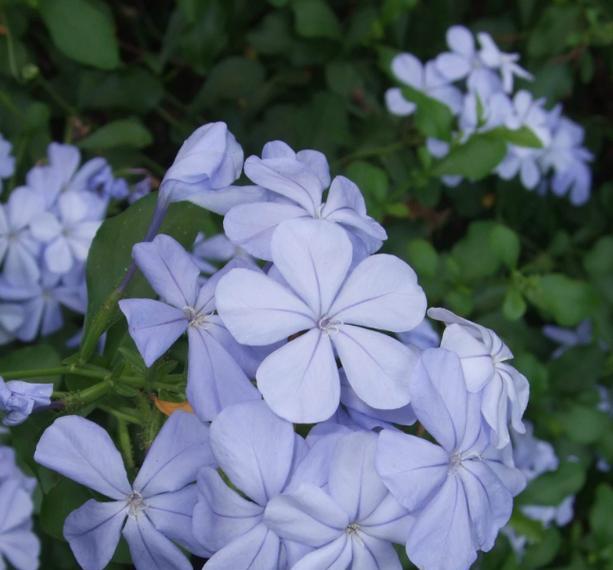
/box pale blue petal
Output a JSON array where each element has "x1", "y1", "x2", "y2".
[
  {"x1": 132, "y1": 234, "x2": 199, "y2": 308},
  {"x1": 351, "y1": 533, "x2": 402, "y2": 570},
  {"x1": 64, "y1": 500, "x2": 127, "y2": 570},
  {"x1": 34, "y1": 416, "x2": 132, "y2": 500},
  {"x1": 329, "y1": 254, "x2": 426, "y2": 332},
  {"x1": 359, "y1": 493, "x2": 412, "y2": 544},
  {"x1": 186, "y1": 327, "x2": 260, "y2": 421},
  {"x1": 210, "y1": 400, "x2": 295, "y2": 505},
  {"x1": 376, "y1": 430, "x2": 448, "y2": 511},
  {"x1": 292, "y1": 535, "x2": 351, "y2": 570},
  {"x1": 216, "y1": 268, "x2": 315, "y2": 345},
  {"x1": 118, "y1": 299, "x2": 187, "y2": 367},
  {"x1": 271, "y1": 219, "x2": 352, "y2": 315},
  {"x1": 122, "y1": 516, "x2": 192, "y2": 570},
  {"x1": 257, "y1": 328, "x2": 340, "y2": 423}
]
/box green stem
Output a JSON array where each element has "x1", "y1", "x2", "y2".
[
  {"x1": 118, "y1": 419, "x2": 135, "y2": 470},
  {"x1": 79, "y1": 288, "x2": 123, "y2": 364}
]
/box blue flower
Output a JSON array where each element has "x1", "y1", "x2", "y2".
[
  {"x1": 224, "y1": 140, "x2": 387, "y2": 261},
  {"x1": 376, "y1": 348, "x2": 526, "y2": 570},
  {"x1": 119, "y1": 234, "x2": 260, "y2": 421},
  {"x1": 216, "y1": 218, "x2": 427, "y2": 423},
  {"x1": 428, "y1": 307, "x2": 530, "y2": 449},
  {"x1": 159, "y1": 122, "x2": 265, "y2": 213},
  {"x1": 0, "y1": 377, "x2": 53, "y2": 426},
  {"x1": 193, "y1": 400, "x2": 309, "y2": 569},
  {"x1": 0, "y1": 478, "x2": 40, "y2": 570},
  {"x1": 0, "y1": 135, "x2": 15, "y2": 194},
  {"x1": 264, "y1": 431, "x2": 411, "y2": 570},
  {"x1": 0, "y1": 303, "x2": 23, "y2": 345},
  {"x1": 34, "y1": 411, "x2": 213, "y2": 570}
]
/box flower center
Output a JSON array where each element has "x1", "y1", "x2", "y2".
[
  {"x1": 449, "y1": 450, "x2": 481, "y2": 472},
  {"x1": 183, "y1": 306, "x2": 209, "y2": 328},
  {"x1": 126, "y1": 491, "x2": 145, "y2": 518},
  {"x1": 346, "y1": 522, "x2": 361, "y2": 535},
  {"x1": 318, "y1": 316, "x2": 341, "y2": 335}
]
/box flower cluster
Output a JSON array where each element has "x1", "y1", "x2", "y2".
[
  {"x1": 31, "y1": 122, "x2": 538, "y2": 570},
  {"x1": 386, "y1": 25, "x2": 593, "y2": 204},
  {"x1": 0, "y1": 139, "x2": 148, "y2": 346},
  {"x1": 0, "y1": 442, "x2": 39, "y2": 570}
]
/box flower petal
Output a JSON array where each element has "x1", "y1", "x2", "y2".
[
  {"x1": 133, "y1": 411, "x2": 212, "y2": 497},
  {"x1": 34, "y1": 416, "x2": 132, "y2": 500},
  {"x1": 119, "y1": 299, "x2": 187, "y2": 367},
  {"x1": 333, "y1": 326, "x2": 416, "y2": 410},
  {"x1": 292, "y1": 535, "x2": 352, "y2": 570},
  {"x1": 257, "y1": 329, "x2": 340, "y2": 423},
  {"x1": 216, "y1": 268, "x2": 315, "y2": 345},
  {"x1": 391, "y1": 53, "x2": 423, "y2": 89},
  {"x1": 272, "y1": 219, "x2": 352, "y2": 316},
  {"x1": 351, "y1": 533, "x2": 402, "y2": 570},
  {"x1": 385, "y1": 88, "x2": 416, "y2": 116},
  {"x1": 122, "y1": 515, "x2": 192, "y2": 570},
  {"x1": 132, "y1": 234, "x2": 199, "y2": 308},
  {"x1": 210, "y1": 400, "x2": 296, "y2": 505},
  {"x1": 376, "y1": 430, "x2": 449, "y2": 511},
  {"x1": 329, "y1": 254, "x2": 426, "y2": 332},
  {"x1": 64, "y1": 500, "x2": 127, "y2": 570}
]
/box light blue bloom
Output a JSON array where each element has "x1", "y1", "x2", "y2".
[
  {"x1": 193, "y1": 400, "x2": 310, "y2": 570},
  {"x1": 0, "y1": 377, "x2": 53, "y2": 426},
  {"x1": 35, "y1": 411, "x2": 213, "y2": 570},
  {"x1": 30, "y1": 192, "x2": 102, "y2": 275},
  {"x1": 191, "y1": 232, "x2": 249, "y2": 275},
  {"x1": 224, "y1": 140, "x2": 387, "y2": 261},
  {"x1": 0, "y1": 270, "x2": 85, "y2": 342},
  {"x1": 119, "y1": 234, "x2": 260, "y2": 421},
  {"x1": 159, "y1": 122, "x2": 265, "y2": 213},
  {"x1": 398, "y1": 316, "x2": 440, "y2": 350},
  {"x1": 0, "y1": 186, "x2": 45, "y2": 286},
  {"x1": 543, "y1": 319, "x2": 593, "y2": 358},
  {"x1": 216, "y1": 218, "x2": 426, "y2": 423},
  {"x1": 376, "y1": 348, "x2": 526, "y2": 570},
  {"x1": 264, "y1": 431, "x2": 412, "y2": 570},
  {"x1": 0, "y1": 303, "x2": 23, "y2": 345},
  {"x1": 0, "y1": 135, "x2": 15, "y2": 194},
  {"x1": 385, "y1": 53, "x2": 463, "y2": 116},
  {"x1": 428, "y1": 307, "x2": 530, "y2": 449},
  {"x1": 0, "y1": 445, "x2": 36, "y2": 493},
  {"x1": 0, "y1": 478, "x2": 40, "y2": 570}
]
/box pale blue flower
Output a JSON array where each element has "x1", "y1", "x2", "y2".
[
  {"x1": 119, "y1": 234, "x2": 260, "y2": 421},
  {"x1": 428, "y1": 307, "x2": 530, "y2": 449},
  {"x1": 386, "y1": 53, "x2": 463, "y2": 116},
  {"x1": 398, "y1": 316, "x2": 440, "y2": 350},
  {"x1": 543, "y1": 320, "x2": 592, "y2": 358},
  {"x1": 376, "y1": 348, "x2": 526, "y2": 570},
  {"x1": 191, "y1": 232, "x2": 249, "y2": 275},
  {"x1": 0, "y1": 377, "x2": 53, "y2": 426},
  {"x1": 0, "y1": 186, "x2": 45, "y2": 286},
  {"x1": 264, "y1": 431, "x2": 412, "y2": 570},
  {"x1": 0, "y1": 478, "x2": 40, "y2": 570},
  {"x1": 35, "y1": 411, "x2": 213, "y2": 570},
  {"x1": 216, "y1": 218, "x2": 427, "y2": 423},
  {"x1": 0, "y1": 445, "x2": 36, "y2": 493},
  {"x1": 0, "y1": 303, "x2": 23, "y2": 345},
  {"x1": 30, "y1": 192, "x2": 102, "y2": 275},
  {"x1": 193, "y1": 400, "x2": 310, "y2": 570},
  {"x1": 0, "y1": 269, "x2": 85, "y2": 341},
  {"x1": 159, "y1": 122, "x2": 265, "y2": 213},
  {"x1": 224, "y1": 140, "x2": 387, "y2": 261}
]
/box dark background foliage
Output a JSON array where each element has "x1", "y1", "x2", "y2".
[{"x1": 1, "y1": 0, "x2": 612, "y2": 568}]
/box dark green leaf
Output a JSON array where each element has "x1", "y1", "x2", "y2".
[
  {"x1": 78, "y1": 119, "x2": 153, "y2": 150},
  {"x1": 401, "y1": 86, "x2": 454, "y2": 141},
  {"x1": 292, "y1": 0, "x2": 341, "y2": 40}
]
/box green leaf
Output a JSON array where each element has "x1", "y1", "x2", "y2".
[
  {"x1": 489, "y1": 126, "x2": 544, "y2": 149},
  {"x1": 522, "y1": 527, "x2": 562, "y2": 569},
  {"x1": 0, "y1": 344, "x2": 60, "y2": 377},
  {"x1": 490, "y1": 224, "x2": 520, "y2": 268},
  {"x1": 590, "y1": 484, "x2": 613, "y2": 545},
  {"x1": 83, "y1": 194, "x2": 207, "y2": 339},
  {"x1": 561, "y1": 404, "x2": 610, "y2": 445},
  {"x1": 584, "y1": 235, "x2": 613, "y2": 304},
  {"x1": 525, "y1": 274, "x2": 597, "y2": 326},
  {"x1": 432, "y1": 132, "x2": 507, "y2": 181},
  {"x1": 451, "y1": 221, "x2": 502, "y2": 281},
  {"x1": 345, "y1": 161, "x2": 388, "y2": 219},
  {"x1": 292, "y1": 0, "x2": 341, "y2": 39},
  {"x1": 407, "y1": 239, "x2": 438, "y2": 278},
  {"x1": 401, "y1": 86, "x2": 454, "y2": 141},
  {"x1": 548, "y1": 345, "x2": 605, "y2": 393},
  {"x1": 78, "y1": 118, "x2": 153, "y2": 150},
  {"x1": 39, "y1": 0, "x2": 120, "y2": 70},
  {"x1": 519, "y1": 461, "x2": 586, "y2": 506},
  {"x1": 503, "y1": 287, "x2": 527, "y2": 320},
  {"x1": 40, "y1": 478, "x2": 92, "y2": 540}
]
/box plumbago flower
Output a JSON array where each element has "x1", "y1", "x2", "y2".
[
  {"x1": 429, "y1": 307, "x2": 530, "y2": 448},
  {"x1": 376, "y1": 348, "x2": 526, "y2": 570},
  {"x1": 264, "y1": 431, "x2": 412, "y2": 569},
  {"x1": 0, "y1": 135, "x2": 15, "y2": 194},
  {"x1": 0, "y1": 377, "x2": 53, "y2": 426},
  {"x1": 158, "y1": 122, "x2": 264, "y2": 213},
  {"x1": 193, "y1": 400, "x2": 308, "y2": 569},
  {"x1": 119, "y1": 234, "x2": 260, "y2": 421},
  {"x1": 35, "y1": 411, "x2": 213, "y2": 570},
  {"x1": 0, "y1": 302, "x2": 23, "y2": 345},
  {"x1": 191, "y1": 232, "x2": 248, "y2": 275},
  {"x1": 223, "y1": 141, "x2": 387, "y2": 261},
  {"x1": 216, "y1": 218, "x2": 427, "y2": 423}
]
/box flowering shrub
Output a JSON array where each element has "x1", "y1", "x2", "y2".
[{"x1": 0, "y1": 2, "x2": 611, "y2": 570}]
